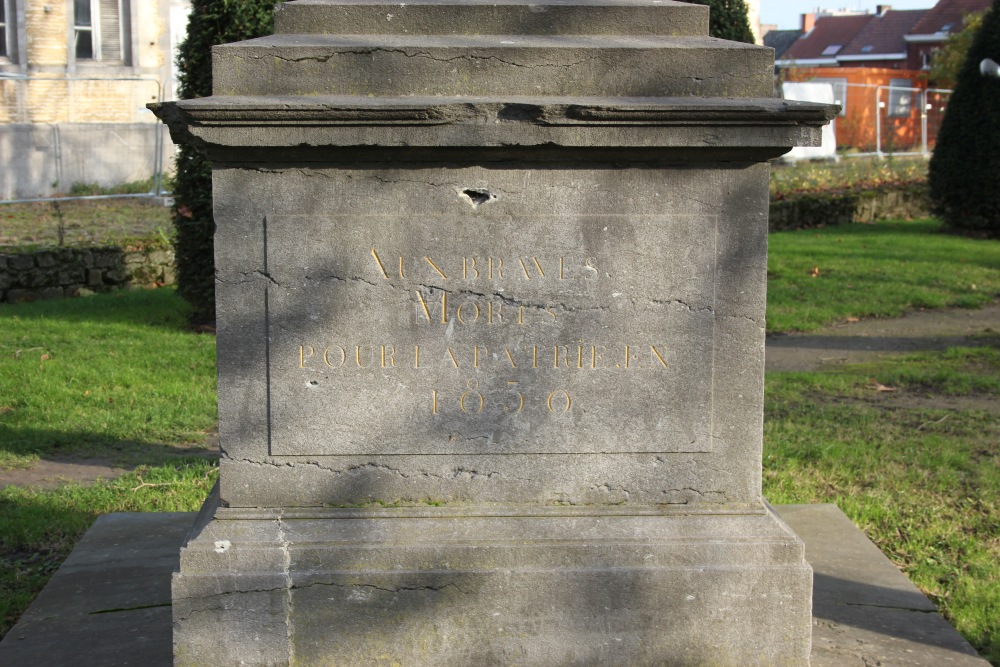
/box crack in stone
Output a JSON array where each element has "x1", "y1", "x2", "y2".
[
  {"x1": 216, "y1": 270, "x2": 280, "y2": 286},
  {"x1": 301, "y1": 580, "x2": 470, "y2": 595},
  {"x1": 418, "y1": 283, "x2": 604, "y2": 314},
  {"x1": 302, "y1": 273, "x2": 379, "y2": 288},
  {"x1": 276, "y1": 512, "x2": 296, "y2": 663},
  {"x1": 261, "y1": 48, "x2": 591, "y2": 70}
]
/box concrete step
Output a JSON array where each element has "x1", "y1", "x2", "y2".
[
  {"x1": 213, "y1": 35, "x2": 773, "y2": 98},
  {"x1": 273, "y1": 0, "x2": 709, "y2": 37}
]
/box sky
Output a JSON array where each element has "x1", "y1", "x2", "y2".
[{"x1": 760, "y1": 1, "x2": 936, "y2": 30}]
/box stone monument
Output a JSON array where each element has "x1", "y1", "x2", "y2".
[{"x1": 154, "y1": 1, "x2": 836, "y2": 664}]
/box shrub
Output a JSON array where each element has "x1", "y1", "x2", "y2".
[
  {"x1": 172, "y1": 0, "x2": 281, "y2": 324},
  {"x1": 678, "y1": 0, "x2": 755, "y2": 43},
  {"x1": 929, "y1": 0, "x2": 1000, "y2": 236}
]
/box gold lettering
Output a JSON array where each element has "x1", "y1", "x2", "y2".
[
  {"x1": 591, "y1": 345, "x2": 607, "y2": 369},
  {"x1": 370, "y1": 248, "x2": 390, "y2": 279},
  {"x1": 381, "y1": 345, "x2": 396, "y2": 368},
  {"x1": 503, "y1": 348, "x2": 517, "y2": 368},
  {"x1": 584, "y1": 257, "x2": 597, "y2": 278},
  {"x1": 474, "y1": 345, "x2": 487, "y2": 369},
  {"x1": 532, "y1": 257, "x2": 546, "y2": 277},
  {"x1": 559, "y1": 257, "x2": 566, "y2": 280},
  {"x1": 414, "y1": 346, "x2": 421, "y2": 368},
  {"x1": 441, "y1": 291, "x2": 448, "y2": 324},
  {"x1": 547, "y1": 308, "x2": 558, "y2": 321},
  {"x1": 547, "y1": 390, "x2": 572, "y2": 414},
  {"x1": 432, "y1": 389, "x2": 439, "y2": 415},
  {"x1": 577, "y1": 345, "x2": 585, "y2": 369},
  {"x1": 488, "y1": 302, "x2": 502, "y2": 324},
  {"x1": 424, "y1": 256, "x2": 448, "y2": 280},
  {"x1": 323, "y1": 346, "x2": 346, "y2": 368},
  {"x1": 518, "y1": 257, "x2": 532, "y2": 279},
  {"x1": 463, "y1": 257, "x2": 479, "y2": 280},
  {"x1": 554, "y1": 345, "x2": 572, "y2": 369},
  {"x1": 518, "y1": 306, "x2": 524, "y2": 326},
  {"x1": 489, "y1": 257, "x2": 504, "y2": 280},
  {"x1": 457, "y1": 301, "x2": 480, "y2": 325},
  {"x1": 299, "y1": 345, "x2": 314, "y2": 368},
  {"x1": 532, "y1": 345, "x2": 539, "y2": 368},
  {"x1": 650, "y1": 345, "x2": 668, "y2": 368},
  {"x1": 446, "y1": 347, "x2": 460, "y2": 368},
  {"x1": 415, "y1": 290, "x2": 433, "y2": 323},
  {"x1": 458, "y1": 380, "x2": 486, "y2": 413},
  {"x1": 504, "y1": 380, "x2": 524, "y2": 414},
  {"x1": 356, "y1": 345, "x2": 375, "y2": 368},
  {"x1": 624, "y1": 345, "x2": 631, "y2": 369},
  {"x1": 460, "y1": 390, "x2": 485, "y2": 413},
  {"x1": 398, "y1": 256, "x2": 406, "y2": 279}
]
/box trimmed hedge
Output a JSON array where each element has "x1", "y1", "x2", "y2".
[{"x1": 769, "y1": 182, "x2": 931, "y2": 232}]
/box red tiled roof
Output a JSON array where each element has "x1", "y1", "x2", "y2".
[
  {"x1": 782, "y1": 14, "x2": 873, "y2": 61},
  {"x1": 840, "y1": 9, "x2": 928, "y2": 57},
  {"x1": 909, "y1": 0, "x2": 991, "y2": 35}
]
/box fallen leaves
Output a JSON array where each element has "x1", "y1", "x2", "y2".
[
  {"x1": 810, "y1": 266, "x2": 821, "y2": 278},
  {"x1": 866, "y1": 378, "x2": 898, "y2": 392}
]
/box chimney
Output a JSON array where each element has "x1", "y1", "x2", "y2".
[
  {"x1": 801, "y1": 13, "x2": 817, "y2": 33},
  {"x1": 877, "y1": 5, "x2": 892, "y2": 16}
]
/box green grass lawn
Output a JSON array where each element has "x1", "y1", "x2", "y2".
[
  {"x1": 0, "y1": 289, "x2": 217, "y2": 470},
  {"x1": 767, "y1": 219, "x2": 1000, "y2": 332},
  {"x1": 764, "y1": 346, "x2": 1000, "y2": 662}
]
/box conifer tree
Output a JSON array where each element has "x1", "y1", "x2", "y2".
[
  {"x1": 929, "y1": 0, "x2": 1000, "y2": 235},
  {"x1": 172, "y1": 1, "x2": 280, "y2": 323},
  {"x1": 679, "y1": 0, "x2": 755, "y2": 43}
]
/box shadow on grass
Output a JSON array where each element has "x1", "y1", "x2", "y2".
[
  {"x1": 0, "y1": 424, "x2": 218, "y2": 476},
  {"x1": 0, "y1": 288, "x2": 197, "y2": 332}
]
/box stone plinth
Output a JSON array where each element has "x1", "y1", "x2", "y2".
[{"x1": 154, "y1": 1, "x2": 836, "y2": 664}]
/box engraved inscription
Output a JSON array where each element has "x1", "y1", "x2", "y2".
[{"x1": 266, "y1": 214, "x2": 718, "y2": 456}]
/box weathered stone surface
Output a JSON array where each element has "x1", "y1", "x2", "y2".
[
  {"x1": 212, "y1": 164, "x2": 769, "y2": 508},
  {"x1": 9, "y1": 254, "x2": 34, "y2": 271},
  {"x1": 87, "y1": 269, "x2": 103, "y2": 287},
  {"x1": 274, "y1": 0, "x2": 710, "y2": 38},
  {"x1": 214, "y1": 36, "x2": 773, "y2": 99},
  {"x1": 174, "y1": 490, "x2": 812, "y2": 666}
]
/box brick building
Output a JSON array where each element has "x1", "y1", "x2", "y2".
[{"x1": 0, "y1": 0, "x2": 190, "y2": 198}]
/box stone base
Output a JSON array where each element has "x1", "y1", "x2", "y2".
[{"x1": 173, "y1": 491, "x2": 812, "y2": 666}]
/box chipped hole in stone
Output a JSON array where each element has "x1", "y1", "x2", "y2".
[
  {"x1": 460, "y1": 188, "x2": 497, "y2": 207},
  {"x1": 308, "y1": 380, "x2": 320, "y2": 387}
]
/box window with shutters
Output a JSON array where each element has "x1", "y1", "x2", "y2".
[
  {"x1": 73, "y1": 0, "x2": 131, "y2": 63},
  {"x1": 1, "y1": 0, "x2": 10, "y2": 60}
]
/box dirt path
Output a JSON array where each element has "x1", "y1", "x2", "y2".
[
  {"x1": 2, "y1": 303, "x2": 998, "y2": 490},
  {"x1": 765, "y1": 301, "x2": 1000, "y2": 372}
]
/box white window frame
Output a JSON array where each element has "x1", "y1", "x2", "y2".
[
  {"x1": 1, "y1": 0, "x2": 22, "y2": 64},
  {"x1": 70, "y1": 0, "x2": 132, "y2": 66}
]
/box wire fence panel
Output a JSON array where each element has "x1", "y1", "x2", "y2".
[
  {"x1": 0, "y1": 76, "x2": 172, "y2": 202},
  {"x1": 787, "y1": 80, "x2": 952, "y2": 158}
]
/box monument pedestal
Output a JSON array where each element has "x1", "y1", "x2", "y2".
[
  {"x1": 155, "y1": 1, "x2": 836, "y2": 664},
  {"x1": 176, "y1": 493, "x2": 811, "y2": 665}
]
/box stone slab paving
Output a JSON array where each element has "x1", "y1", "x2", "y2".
[{"x1": 0, "y1": 505, "x2": 989, "y2": 667}]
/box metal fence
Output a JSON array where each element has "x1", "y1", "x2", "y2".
[
  {"x1": 0, "y1": 75, "x2": 172, "y2": 203},
  {"x1": 820, "y1": 81, "x2": 953, "y2": 158}
]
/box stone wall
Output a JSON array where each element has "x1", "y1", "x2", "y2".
[
  {"x1": 0, "y1": 246, "x2": 175, "y2": 303},
  {"x1": 769, "y1": 183, "x2": 931, "y2": 231}
]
